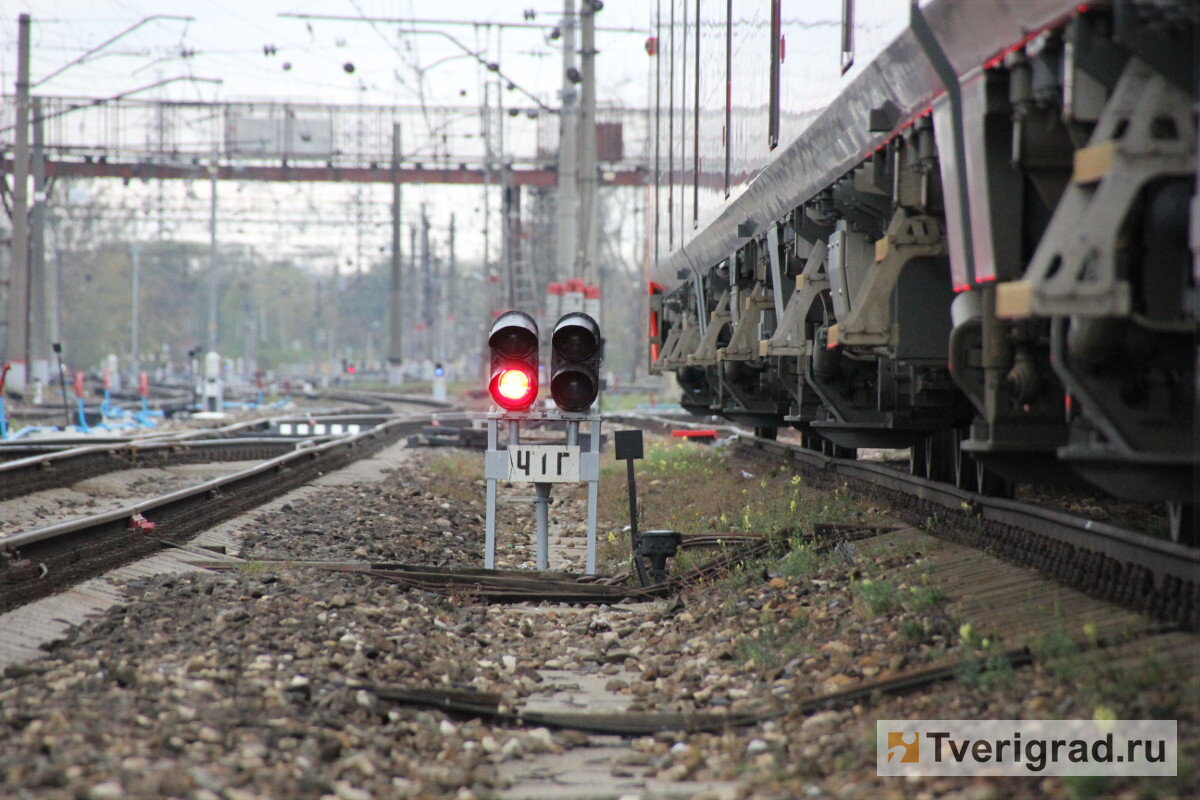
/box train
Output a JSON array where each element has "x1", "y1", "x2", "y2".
[{"x1": 645, "y1": 0, "x2": 1196, "y2": 542}]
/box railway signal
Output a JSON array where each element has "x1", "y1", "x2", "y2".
[
  {"x1": 488, "y1": 310, "x2": 540, "y2": 411},
  {"x1": 483, "y1": 310, "x2": 604, "y2": 574},
  {"x1": 550, "y1": 312, "x2": 602, "y2": 412}
]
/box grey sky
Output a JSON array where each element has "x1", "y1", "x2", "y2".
[
  {"x1": 0, "y1": 1, "x2": 651, "y2": 108},
  {"x1": 0, "y1": 2, "x2": 653, "y2": 270}
]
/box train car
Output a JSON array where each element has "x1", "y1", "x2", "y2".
[{"x1": 646, "y1": 0, "x2": 1196, "y2": 542}]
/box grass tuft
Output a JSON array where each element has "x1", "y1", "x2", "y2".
[{"x1": 852, "y1": 578, "x2": 901, "y2": 616}]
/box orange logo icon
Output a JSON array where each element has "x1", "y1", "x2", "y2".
[{"x1": 887, "y1": 732, "x2": 920, "y2": 763}]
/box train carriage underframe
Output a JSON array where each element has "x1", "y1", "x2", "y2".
[{"x1": 651, "y1": 5, "x2": 1196, "y2": 544}]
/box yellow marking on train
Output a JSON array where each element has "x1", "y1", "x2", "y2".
[
  {"x1": 995, "y1": 280, "x2": 1033, "y2": 319},
  {"x1": 1073, "y1": 141, "x2": 1115, "y2": 184}
]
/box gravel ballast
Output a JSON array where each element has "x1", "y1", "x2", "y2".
[{"x1": 2, "y1": 441, "x2": 1195, "y2": 800}]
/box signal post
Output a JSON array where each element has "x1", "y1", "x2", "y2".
[{"x1": 483, "y1": 310, "x2": 603, "y2": 574}]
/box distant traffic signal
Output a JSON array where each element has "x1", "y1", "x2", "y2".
[
  {"x1": 488, "y1": 310, "x2": 540, "y2": 410},
  {"x1": 550, "y1": 312, "x2": 602, "y2": 412}
]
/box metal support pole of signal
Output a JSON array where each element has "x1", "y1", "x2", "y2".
[
  {"x1": 555, "y1": 0, "x2": 578, "y2": 285},
  {"x1": 6, "y1": 13, "x2": 32, "y2": 392},
  {"x1": 577, "y1": 1, "x2": 599, "y2": 285},
  {"x1": 388, "y1": 122, "x2": 404, "y2": 385}
]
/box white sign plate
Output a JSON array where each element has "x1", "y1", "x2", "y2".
[{"x1": 508, "y1": 444, "x2": 581, "y2": 483}]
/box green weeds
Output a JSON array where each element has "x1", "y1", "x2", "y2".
[{"x1": 852, "y1": 578, "x2": 901, "y2": 616}]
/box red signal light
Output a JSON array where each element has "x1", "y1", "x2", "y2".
[
  {"x1": 488, "y1": 310, "x2": 540, "y2": 411},
  {"x1": 491, "y1": 368, "x2": 536, "y2": 409}
]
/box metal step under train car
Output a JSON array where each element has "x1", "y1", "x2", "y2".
[{"x1": 646, "y1": 0, "x2": 1196, "y2": 542}]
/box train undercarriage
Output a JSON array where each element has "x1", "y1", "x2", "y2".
[{"x1": 651, "y1": 3, "x2": 1196, "y2": 543}]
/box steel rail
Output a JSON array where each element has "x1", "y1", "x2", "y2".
[
  {"x1": 0, "y1": 392, "x2": 397, "y2": 455},
  {"x1": 0, "y1": 413, "x2": 433, "y2": 611},
  {"x1": 611, "y1": 412, "x2": 1199, "y2": 628},
  {"x1": 0, "y1": 437, "x2": 320, "y2": 501},
  {"x1": 0, "y1": 411, "x2": 404, "y2": 500},
  {"x1": 362, "y1": 631, "x2": 1179, "y2": 736}
]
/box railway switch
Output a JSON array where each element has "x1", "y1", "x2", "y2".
[{"x1": 636, "y1": 530, "x2": 681, "y2": 585}]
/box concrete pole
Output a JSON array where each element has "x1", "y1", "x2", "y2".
[
  {"x1": 481, "y1": 82, "x2": 493, "y2": 316},
  {"x1": 207, "y1": 151, "x2": 219, "y2": 352},
  {"x1": 578, "y1": 2, "x2": 599, "y2": 285},
  {"x1": 130, "y1": 239, "x2": 141, "y2": 375},
  {"x1": 388, "y1": 122, "x2": 404, "y2": 385},
  {"x1": 242, "y1": 266, "x2": 256, "y2": 379},
  {"x1": 555, "y1": 0, "x2": 579, "y2": 283},
  {"x1": 420, "y1": 204, "x2": 431, "y2": 362},
  {"x1": 330, "y1": 256, "x2": 339, "y2": 369},
  {"x1": 6, "y1": 14, "x2": 32, "y2": 392},
  {"x1": 50, "y1": 217, "x2": 62, "y2": 345},
  {"x1": 407, "y1": 223, "x2": 418, "y2": 371},
  {"x1": 431, "y1": 223, "x2": 442, "y2": 362},
  {"x1": 29, "y1": 95, "x2": 49, "y2": 386},
  {"x1": 447, "y1": 212, "x2": 456, "y2": 356},
  {"x1": 502, "y1": 178, "x2": 515, "y2": 308}
]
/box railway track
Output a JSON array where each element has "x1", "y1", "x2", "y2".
[
  {"x1": 1, "y1": 399, "x2": 1194, "y2": 799},
  {"x1": 0, "y1": 414, "x2": 397, "y2": 500},
  {"x1": 613, "y1": 411, "x2": 1200, "y2": 630},
  {"x1": 6, "y1": 395, "x2": 1191, "y2": 621},
  {"x1": 0, "y1": 395, "x2": 450, "y2": 612}
]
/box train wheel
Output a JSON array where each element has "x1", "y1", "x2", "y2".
[
  {"x1": 754, "y1": 426, "x2": 778, "y2": 441},
  {"x1": 924, "y1": 429, "x2": 955, "y2": 482},
  {"x1": 909, "y1": 437, "x2": 928, "y2": 476}
]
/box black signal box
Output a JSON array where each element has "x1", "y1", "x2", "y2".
[{"x1": 614, "y1": 429, "x2": 644, "y2": 461}]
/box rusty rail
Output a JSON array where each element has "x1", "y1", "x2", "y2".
[
  {"x1": 611, "y1": 412, "x2": 1200, "y2": 630},
  {"x1": 0, "y1": 414, "x2": 432, "y2": 612}
]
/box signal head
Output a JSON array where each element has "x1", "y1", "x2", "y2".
[
  {"x1": 550, "y1": 312, "x2": 602, "y2": 413},
  {"x1": 488, "y1": 310, "x2": 540, "y2": 411},
  {"x1": 488, "y1": 310, "x2": 539, "y2": 359}
]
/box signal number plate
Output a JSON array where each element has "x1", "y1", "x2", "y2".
[{"x1": 508, "y1": 445, "x2": 581, "y2": 483}]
